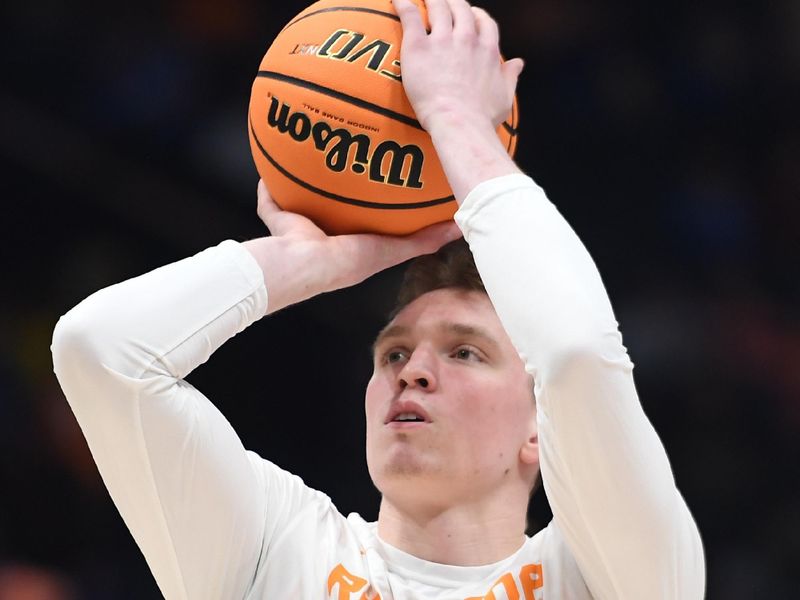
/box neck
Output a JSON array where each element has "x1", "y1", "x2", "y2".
[{"x1": 376, "y1": 487, "x2": 529, "y2": 566}]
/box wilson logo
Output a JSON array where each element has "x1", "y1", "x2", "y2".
[
  {"x1": 266, "y1": 95, "x2": 424, "y2": 189},
  {"x1": 291, "y1": 29, "x2": 401, "y2": 81}
]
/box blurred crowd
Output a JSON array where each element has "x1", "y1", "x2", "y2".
[{"x1": 1, "y1": 0, "x2": 798, "y2": 598}]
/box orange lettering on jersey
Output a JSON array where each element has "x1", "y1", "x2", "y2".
[
  {"x1": 464, "y1": 564, "x2": 543, "y2": 600},
  {"x1": 328, "y1": 564, "x2": 368, "y2": 600},
  {"x1": 486, "y1": 572, "x2": 520, "y2": 600},
  {"x1": 519, "y1": 564, "x2": 544, "y2": 600},
  {"x1": 464, "y1": 572, "x2": 519, "y2": 600}
]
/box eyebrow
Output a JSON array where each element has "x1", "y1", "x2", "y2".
[{"x1": 371, "y1": 322, "x2": 500, "y2": 355}]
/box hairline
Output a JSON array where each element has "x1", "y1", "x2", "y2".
[{"x1": 372, "y1": 290, "x2": 497, "y2": 358}]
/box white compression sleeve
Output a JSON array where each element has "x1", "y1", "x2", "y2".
[
  {"x1": 456, "y1": 174, "x2": 705, "y2": 600},
  {"x1": 52, "y1": 240, "x2": 270, "y2": 600}
]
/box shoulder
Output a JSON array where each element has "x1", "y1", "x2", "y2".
[{"x1": 247, "y1": 455, "x2": 372, "y2": 596}]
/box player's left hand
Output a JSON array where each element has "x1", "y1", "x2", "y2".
[{"x1": 393, "y1": 0, "x2": 524, "y2": 132}]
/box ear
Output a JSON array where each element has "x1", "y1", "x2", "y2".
[
  {"x1": 519, "y1": 434, "x2": 539, "y2": 465},
  {"x1": 519, "y1": 413, "x2": 539, "y2": 466}
]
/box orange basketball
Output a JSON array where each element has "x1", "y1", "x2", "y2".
[{"x1": 248, "y1": 0, "x2": 519, "y2": 235}]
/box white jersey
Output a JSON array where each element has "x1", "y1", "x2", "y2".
[{"x1": 51, "y1": 174, "x2": 705, "y2": 599}]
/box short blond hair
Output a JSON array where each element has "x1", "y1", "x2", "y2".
[{"x1": 390, "y1": 239, "x2": 484, "y2": 319}]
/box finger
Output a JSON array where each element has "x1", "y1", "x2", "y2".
[
  {"x1": 257, "y1": 179, "x2": 279, "y2": 211},
  {"x1": 503, "y1": 57, "x2": 525, "y2": 95},
  {"x1": 416, "y1": 220, "x2": 464, "y2": 246},
  {"x1": 257, "y1": 180, "x2": 300, "y2": 237},
  {"x1": 394, "y1": 220, "x2": 463, "y2": 260},
  {"x1": 423, "y1": 0, "x2": 454, "y2": 35},
  {"x1": 392, "y1": 0, "x2": 429, "y2": 42},
  {"x1": 471, "y1": 6, "x2": 499, "y2": 47},
  {"x1": 446, "y1": 0, "x2": 477, "y2": 36},
  {"x1": 256, "y1": 179, "x2": 281, "y2": 221},
  {"x1": 331, "y1": 220, "x2": 462, "y2": 288}
]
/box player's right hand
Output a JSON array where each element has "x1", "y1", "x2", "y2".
[{"x1": 244, "y1": 180, "x2": 462, "y2": 314}]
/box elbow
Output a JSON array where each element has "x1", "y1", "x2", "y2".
[
  {"x1": 52, "y1": 293, "x2": 175, "y2": 390},
  {"x1": 51, "y1": 289, "x2": 140, "y2": 382},
  {"x1": 51, "y1": 304, "x2": 111, "y2": 380},
  {"x1": 51, "y1": 298, "x2": 155, "y2": 414},
  {"x1": 51, "y1": 306, "x2": 115, "y2": 415}
]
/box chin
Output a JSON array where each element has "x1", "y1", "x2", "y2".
[
  {"x1": 367, "y1": 438, "x2": 447, "y2": 492},
  {"x1": 383, "y1": 457, "x2": 428, "y2": 479},
  {"x1": 374, "y1": 451, "x2": 449, "y2": 497}
]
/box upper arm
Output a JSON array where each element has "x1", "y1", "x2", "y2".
[
  {"x1": 536, "y1": 345, "x2": 705, "y2": 599},
  {"x1": 53, "y1": 315, "x2": 267, "y2": 600},
  {"x1": 50, "y1": 241, "x2": 274, "y2": 600}
]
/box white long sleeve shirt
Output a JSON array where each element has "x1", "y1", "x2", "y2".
[{"x1": 51, "y1": 174, "x2": 705, "y2": 599}]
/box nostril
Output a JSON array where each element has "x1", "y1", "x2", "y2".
[
  {"x1": 417, "y1": 378, "x2": 429, "y2": 388},
  {"x1": 399, "y1": 379, "x2": 408, "y2": 389}
]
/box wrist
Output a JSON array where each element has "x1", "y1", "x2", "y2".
[
  {"x1": 424, "y1": 108, "x2": 496, "y2": 140},
  {"x1": 423, "y1": 110, "x2": 520, "y2": 202},
  {"x1": 243, "y1": 237, "x2": 332, "y2": 314}
]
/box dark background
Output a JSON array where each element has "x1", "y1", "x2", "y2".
[{"x1": 1, "y1": 0, "x2": 799, "y2": 598}]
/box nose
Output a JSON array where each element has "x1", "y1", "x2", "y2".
[{"x1": 397, "y1": 348, "x2": 438, "y2": 391}]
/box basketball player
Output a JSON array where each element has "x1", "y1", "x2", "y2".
[{"x1": 51, "y1": 0, "x2": 705, "y2": 598}]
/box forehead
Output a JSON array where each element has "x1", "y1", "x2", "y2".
[
  {"x1": 376, "y1": 289, "x2": 506, "y2": 344},
  {"x1": 394, "y1": 288, "x2": 494, "y2": 320}
]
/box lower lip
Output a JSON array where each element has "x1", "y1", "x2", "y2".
[{"x1": 386, "y1": 421, "x2": 429, "y2": 430}]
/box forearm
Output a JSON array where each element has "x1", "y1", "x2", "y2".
[{"x1": 53, "y1": 240, "x2": 267, "y2": 382}]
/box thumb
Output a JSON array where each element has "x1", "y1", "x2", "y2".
[{"x1": 503, "y1": 58, "x2": 525, "y2": 93}]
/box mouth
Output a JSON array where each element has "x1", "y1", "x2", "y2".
[
  {"x1": 392, "y1": 412, "x2": 426, "y2": 423},
  {"x1": 387, "y1": 413, "x2": 428, "y2": 429},
  {"x1": 384, "y1": 402, "x2": 432, "y2": 427}
]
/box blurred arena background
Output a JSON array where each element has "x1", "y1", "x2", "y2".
[{"x1": 1, "y1": 0, "x2": 798, "y2": 598}]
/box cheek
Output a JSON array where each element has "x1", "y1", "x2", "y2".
[
  {"x1": 446, "y1": 383, "x2": 504, "y2": 439},
  {"x1": 459, "y1": 380, "x2": 533, "y2": 442},
  {"x1": 364, "y1": 371, "x2": 387, "y2": 420}
]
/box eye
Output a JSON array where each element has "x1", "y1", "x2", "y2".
[
  {"x1": 452, "y1": 346, "x2": 483, "y2": 362},
  {"x1": 382, "y1": 349, "x2": 409, "y2": 365}
]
